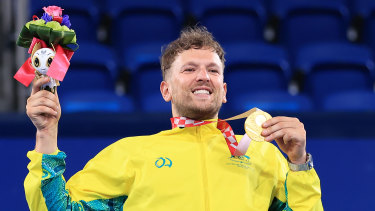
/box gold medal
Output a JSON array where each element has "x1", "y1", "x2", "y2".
[{"x1": 244, "y1": 108, "x2": 272, "y2": 142}]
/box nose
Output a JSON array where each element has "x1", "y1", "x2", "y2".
[{"x1": 196, "y1": 67, "x2": 210, "y2": 82}]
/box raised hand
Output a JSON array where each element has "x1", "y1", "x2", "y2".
[
  {"x1": 261, "y1": 116, "x2": 307, "y2": 164},
  {"x1": 26, "y1": 77, "x2": 61, "y2": 154}
]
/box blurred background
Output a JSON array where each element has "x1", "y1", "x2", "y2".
[{"x1": 1, "y1": 0, "x2": 375, "y2": 210}]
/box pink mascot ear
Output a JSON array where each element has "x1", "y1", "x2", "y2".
[
  {"x1": 14, "y1": 57, "x2": 35, "y2": 87},
  {"x1": 28, "y1": 37, "x2": 47, "y2": 54},
  {"x1": 46, "y1": 45, "x2": 74, "y2": 81}
]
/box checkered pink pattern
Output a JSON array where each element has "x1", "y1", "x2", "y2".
[{"x1": 171, "y1": 117, "x2": 238, "y2": 156}]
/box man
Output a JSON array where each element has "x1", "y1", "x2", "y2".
[{"x1": 25, "y1": 26, "x2": 322, "y2": 210}]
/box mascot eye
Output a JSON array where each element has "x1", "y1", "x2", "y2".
[
  {"x1": 33, "y1": 57, "x2": 40, "y2": 67},
  {"x1": 47, "y1": 57, "x2": 53, "y2": 67}
]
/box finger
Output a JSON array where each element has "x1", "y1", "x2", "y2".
[
  {"x1": 27, "y1": 97, "x2": 59, "y2": 116},
  {"x1": 262, "y1": 116, "x2": 299, "y2": 128},
  {"x1": 31, "y1": 77, "x2": 50, "y2": 95},
  {"x1": 31, "y1": 89, "x2": 60, "y2": 108},
  {"x1": 30, "y1": 96, "x2": 59, "y2": 111},
  {"x1": 264, "y1": 128, "x2": 292, "y2": 142},
  {"x1": 261, "y1": 121, "x2": 300, "y2": 136},
  {"x1": 29, "y1": 106, "x2": 59, "y2": 117}
]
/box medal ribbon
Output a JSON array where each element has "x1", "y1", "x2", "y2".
[{"x1": 170, "y1": 108, "x2": 257, "y2": 156}]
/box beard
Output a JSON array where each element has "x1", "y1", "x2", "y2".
[{"x1": 172, "y1": 91, "x2": 223, "y2": 120}]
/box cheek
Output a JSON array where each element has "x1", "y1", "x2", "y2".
[
  {"x1": 213, "y1": 78, "x2": 225, "y2": 91},
  {"x1": 171, "y1": 78, "x2": 188, "y2": 93}
]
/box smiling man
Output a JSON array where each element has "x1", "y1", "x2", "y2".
[
  {"x1": 160, "y1": 46, "x2": 227, "y2": 120},
  {"x1": 24, "y1": 26, "x2": 322, "y2": 210}
]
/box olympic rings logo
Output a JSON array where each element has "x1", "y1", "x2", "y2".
[{"x1": 155, "y1": 157, "x2": 173, "y2": 168}]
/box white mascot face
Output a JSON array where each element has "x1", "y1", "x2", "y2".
[{"x1": 32, "y1": 48, "x2": 55, "y2": 75}]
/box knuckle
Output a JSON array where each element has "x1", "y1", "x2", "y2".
[
  {"x1": 26, "y1": 109, "x2": 31, "y2": 116},
  {"x1": 47, "y1": 106, "x2": 53, "y2": 112},
  {"x1": 300, "y1": 122, "x2": 305, "y2": 129}
]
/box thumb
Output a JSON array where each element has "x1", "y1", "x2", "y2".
[{"x1": 31, "y1": 77, "x2": 50, "y2": 95}]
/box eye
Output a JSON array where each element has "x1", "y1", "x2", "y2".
[
  {"x1": 33, "y1": 57, "x2": 40, "y2": 67},
  {"x1": 47, "y1": 57, "x2": 53, "y2": 67},
  {"x1": 209, "y1": 69, "x2": 219, "y2": 74},
  {"x1": 184, "y1": 68, "x2": 194, "y2": 72}
]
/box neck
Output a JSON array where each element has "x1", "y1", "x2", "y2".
[{"x1": 172, "y1": 109, "x2": 218, "y2": 121}]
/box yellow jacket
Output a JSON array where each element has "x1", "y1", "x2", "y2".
[{"x1": 25, "y1": 123, "x2": 323, "y2": 210}]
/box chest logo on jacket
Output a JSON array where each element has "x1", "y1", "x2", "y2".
[
  {"x1": 226, "y1": 155, "x2": 251, "y2": 169},
  {"x1": 155, "y1": 157, "x2": 173, "y2": 168}
]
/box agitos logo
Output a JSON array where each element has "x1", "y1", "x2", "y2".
[{"x1": 155, "y1": 157, "x2": 173, "y2": 168}]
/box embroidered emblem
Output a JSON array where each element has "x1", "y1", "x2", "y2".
[{"x1": 226, "y1": 155, "x2": 251, "y2": 169}]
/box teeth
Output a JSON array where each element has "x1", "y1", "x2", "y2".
[{"x1": 194, "y1": 90, "x2": 210, "y2": 94}]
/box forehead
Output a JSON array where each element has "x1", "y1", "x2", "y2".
[{"x1": 173, "y1": 48, "x2": 223, "y2": 68}]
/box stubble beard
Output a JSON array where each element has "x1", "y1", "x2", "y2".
[{"x1": 172, "y1": 92, "x2": 222, "y2": 120}]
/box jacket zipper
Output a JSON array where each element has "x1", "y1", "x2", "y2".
[{"x1": 197, "y1": 126, "x2": 210, "y2": 211}]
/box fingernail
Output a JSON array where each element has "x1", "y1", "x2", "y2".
[{"x1": 261, "y1": 129, "x2": 267, "y2": 135}]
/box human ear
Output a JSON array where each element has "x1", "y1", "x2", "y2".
[
  {"x1": 160, "y1": 80, "x2": 172, "y2": 102},
  {"x1": 222, "y1": 82, "x2": 227, "y2": 103}
]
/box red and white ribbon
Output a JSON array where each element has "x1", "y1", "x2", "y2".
[{"x1": 171, "y1": 108, "x2": 257, "y2": 156}]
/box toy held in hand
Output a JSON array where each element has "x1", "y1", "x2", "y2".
[
  {"x1": 14, "y1": 5, "x2": 78, "y2": 93},
  {"x1": 32, "y1": 47, "x2": 59, "y2": 93}
]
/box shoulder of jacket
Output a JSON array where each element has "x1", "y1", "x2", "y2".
[{"x1": 112, "y1": 129, "x2": 174, "y2": 145}]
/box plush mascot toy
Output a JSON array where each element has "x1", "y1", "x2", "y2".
[{"x1": 14, "y1": 6, "x2": 78, "y2": 93}]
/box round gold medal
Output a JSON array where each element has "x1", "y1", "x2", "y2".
[{"x1": 244, "y1": 108, "x2": 272, "y2": 142}]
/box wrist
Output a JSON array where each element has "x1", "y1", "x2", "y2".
[
  {"x1": 288, "y1": 152, "x2": 307, "y2": 164},
  {"x1": 35, "y1": 127, "x2": 58, "y2": 154},
  {"x1": 288, "y1": 153, "x2": 314, "y2": 171}
]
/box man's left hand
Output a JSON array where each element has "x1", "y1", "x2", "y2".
[{"x1": 261, "y1": 116, "x2": 307, "y2": 164}]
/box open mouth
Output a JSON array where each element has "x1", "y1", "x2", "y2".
[
  {"x1": 193, "y1": 89, "x2": 211, "y2": 95},
  {"x1": 192, "y1": 87, "x2": 212, "y2": 95}
]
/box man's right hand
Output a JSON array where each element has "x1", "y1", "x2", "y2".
[{"x1": 26, "y1": 77, "x2": 61, "y2": 154}]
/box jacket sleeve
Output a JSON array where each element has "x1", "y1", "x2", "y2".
[
  {"x1": 24, "y1": 139, "x2": 134, "y2": 211},
  {"x1": 270, "y1": 149, "x2": 323, "y2": 211}
]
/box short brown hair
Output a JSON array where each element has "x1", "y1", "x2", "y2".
[{"x1": 160, "y1": 26, "x2": 225, "y2": 80}]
